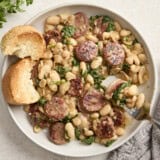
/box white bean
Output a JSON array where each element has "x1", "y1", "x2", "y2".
[
  {"x1": 127, "y1": 85, "x2": 138, "y2": 96},
  {"x1": 54, "y1": 55, "x2": 63, "y2": 64},
  {"x1": 138, "y1": 66, "x2": 146, "y2": 84},
  {"x1": 130, "y1": 65, "x2": 140, "y2": 73},
  {"x1": 100, "y1": 104, "x2": 111, "y2": 116},
  {"x1": 110, "y1": 31, "x2": 120, "y2": 41},
  {"x1": 59, "y1": 81, "x2": 70, "y2": 95},
  {"x1": 72, "y1": 117, "x2": 81, "y2": 126},
  {"x1": 86, "y1": 74, "x2": 94, "y2": 84},
  {"x1": 68, "y1": 38, "x2": 77, "y2": 46},
  {"x1": 138, "y1": 54, "x2": 147, "y2": 64},
  {"x1": 116, "y1": 127, "x2": 125, "y2": 136},
  {"x1": 49, "y1": 70, "x2": 60, "y2": 82},
  {"x1": 65, "y1": 72, "x2": 76, "y2": 81},
  {"x1": 91, "y1": 57, "x2": 103, "y2": 69},
  {"x1": 45, "y1": 24, "x2": 54, "y2": 32},
  {"x1": 86, "y1": 34, "x2": 98, "y2": 42},
  {"x1": 65, "y1": 123, "x2": 75, "y2": 140},
  {"x1": 90, "y1": 113, "x2": 99, "y2": 119},
  {"x1": 136, "y1": 93, "x2": 145, "y2": 108},
  {"x1": 114, "y1": 21, "x2": 122, "y2": 32},
  {"x1": 80, "y1": 61, "x2": 87, "y2": 73},
  {"x1": 46, "y1": 15, "x2": 60, "y2": 25},
  {"x1": 72, "y1": 66, "x2": 79, "y2": 74},
  {"x1": 84, "y1": 128, "x2": 94, "y2": 136},
  {"x1": 48, "y1": 83, "x2": 58, "y2": 92},
  {"x1": 102, "y1": 32, "x2": 110, "y2": 40},
  {"x1": 120, "y1": 29, "x2": 131, "y2": 37}
]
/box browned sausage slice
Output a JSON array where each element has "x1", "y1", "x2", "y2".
[
  {"x1": 44, "y1": 29, "x2": 61, "y2": 44},
  {"x1": 75, "y1": 41, "x2": 98, "y2": 62},
  {"x1": 112, "y1": 108, "x2": 125, "y2": 127},
  {"x1": 103, "y1": 42, "x2": 125, "y2": 66},
  {"x1": 95, "y1": 116, "x2": 115, "y2": 138},
  {"x1": 68, "y1": 78, "x2": 83, "y2": 97},
  {"x1": 44, "y1": 97, "x2": 68, "y2": 121},
  {"x1": 74, "y1": 12, "x2": 89, "y2": 38},
  {"x1": 105, "y1": 79, "x2": 125, "y2": 99},
  {"x1": 78, "y1": 89, "x2": 105, "y2": 112},
  {"x1": 49, "y1": 122, "x2": 66, "y2": 145}
]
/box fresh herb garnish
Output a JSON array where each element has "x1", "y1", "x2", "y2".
[
  {"x1": 81, "y1": 136, "x2": 95, "y2": 145},
  {"x1": 133, "y1": 38, "x2": 138, "y2": 45},
  {"x1": 89, "y1": 15, "x2": 101, "y2": 26},
  {"x1": 102, "y1": 15, "x2": 112, "y2": 23},
  {"x1": 89, "y1": 69, "x2": 105, "y2": 89},
  {"x1": 122, "y1": 63, "x2": 130, "y2": 73},
  {"x1": 56, "y1": 65, "x2": 70, "y2": 78},
  {"x1": 106, "y1": 22, "x2": 115, "y2": 32},
  {"x1": 72, "y1": 57, "x2": 80, "y2": 66},
  {"x1": 0, "y1": 0, "x2": 33, "y2": 28},
  {"x1": 61, "y1": 25, "x2": 75, "y2": 43},
  {"x1": 112, "y1": 82, "x2": 130, "y2": 102},
  {"x1": 105, "y1": 140, "x2": 115, "y2": 147},
  {"x1": 62, "y1": 115, "x2": 71, "y2": 123},
  {"x1": 75, "y1": 128, "x2": 81, "y2": 140},
  {"x1": 38, "y1": 97, "x2": 47, "y2": 106}
]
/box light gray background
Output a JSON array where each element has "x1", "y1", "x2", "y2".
[{"x1": 0, "y1": 0, "x2": 160, "y2": 160}]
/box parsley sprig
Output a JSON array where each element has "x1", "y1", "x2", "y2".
[{"x1": 0, "y1": 0, "x2": 33, "y2": 28}]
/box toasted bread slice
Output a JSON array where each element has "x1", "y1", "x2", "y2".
[
  {"x1": 1, "y1": 25, "x2": 46, "y2": 60},
  {"x1": 2, "y1": 58, "x2": 40, "y2": 105}
]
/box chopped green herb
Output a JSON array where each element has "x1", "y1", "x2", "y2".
[
  {"x1": 133, "y1": 38, "x2": 138, "y2": 45},
  {"x1": 56, "y1": 65, "x2": 70, "y2": 78},
  {"x1": 72, "y1": 57, "x2": 80, "y2": 66},
  {"x1": 122, "y1": 63, "x2": 130, "y2": 73},
  {"x1": 105, "y1": 140, "x2": 115, "y2": 147},
  {"x1": 89, "y1": 15, "x2": 101, "y2": 26},
  {"x1": 38, "y1": 97, "x2": 47, "y2": 106},
  {"x1": 102, "y1": 15, "x2": 112, "y2": 23},
  {"x1": 62, "y1": 25, "x2": 75, "y2": 38},
  {"x1": 112, "y1": 82, "x2": 130, "y2": 102},
  {"x1": 75, "y1": 128, "x2": 81, "y2": 140},
  {"x1": 106, "y1": 22, "x2": 115, "y2": 32},
  {"x1": 62, "y1": 115, "x2": 71, "y2": 123},
  {"x1": 81, "y1": 136, "x2": 95, "y2": 145}
]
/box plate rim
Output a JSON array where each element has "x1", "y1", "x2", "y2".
[{"x1": 2, "y1": 2, "x2": 158, "y2": 157}]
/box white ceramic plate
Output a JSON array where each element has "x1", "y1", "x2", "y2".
[{"x1": 1, "y1": 3, "x2": 157, "y2": 157}]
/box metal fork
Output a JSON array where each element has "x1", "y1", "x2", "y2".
[{"x1": 103, "y1": 76, "x2": 160, "y2": 126}]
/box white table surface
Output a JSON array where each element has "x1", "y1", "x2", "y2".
[{"x1": 0, "y1": 0, "x2": 160, "y2": 160}]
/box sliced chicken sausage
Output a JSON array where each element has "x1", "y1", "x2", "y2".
[
  {"x1": 75, "y1": 41, "x2": 98, "y2": 62},
  {"x1": 78, "y1": 89, "x2": 105, "y2": 112},
  {"x1": 49, "y1": 122, "x2": 66, "y2": 145},
  {"x1": 103, "y1": 42, "x2": 125, "y2": 66},
  {"x1": 44, "y1": 97, "x2": 68, "y2": 121}
]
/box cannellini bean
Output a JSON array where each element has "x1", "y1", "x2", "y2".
[
  {"x1": 91, "y1": 56, "x2": 103, "y2": 69},
  {"x1": 126, "y1": 56, "x2": 134, "y2": 65},
  {"x1": 49, "y1": 70, "x2": 60, "y2": 82},
  {"x1": 68, "y1": 38, "x2": 77, "y2": 46},
  {"x1": 39, "y1": 79, "x2": 47, "y2": 88},
  {"x1": 127, "y1": 85, "x2": 138, "y2": 96},
  {"x1": 48, "y1": 83, "x2": 58, "y2": 92},
  {"x1": 86, "y1": 74, "x2": 94, "y2": 84},
  {"x1": 62, "y1": 50, "x2": 71, "y2": 59},
  {"x1": 130, "y1": 65, "x2": 140, "y2": 73},
  {"x1": 65, "y1": 72, "x2": 76, "y2": 81},
  {"x1": 45, "y1": 24, "x2": 54, "y2": 32},
  {"x1": 84, "y1": 128, "x2": 94, "y2": 136},
  {"x1": 59, "y1": 81, "x2": 70, "y2": 95},
  {"x1": 98, "y1": 41, "x2": 103, "y2": 51},
  {"x1": 122, "y1": 44, "x2": 132, "y2": 57},
  {"x1": 138, "y1": 54, "x2": 147, "y2": 64},
  {"x1": 136, "y1": 93, "x2": 145, "y2": 108},
  {"x1": 80, "y1": 61, "x2": 87, "y2": 73},
  {"x1": 59, "y1": 13, "x2": 70, "y2": 22},
  {"x1": 110, "y1": 31, "x2": 120, "y2": 41},
  {"x1": 56, "y1": 24, "x2": 63, "y2": 32},
  {"x1": 133, "y1": 55, "x2": 140, "y2": 65},
  {"x1": 100, "y1": 104, "x2": 111, "y2": 116},
  {"x1": 116, "y1": 127, "x2": 125, "y2": 136},
  {"x1": 49, "y1": 38, "x2": 56, "y2": 46},
  {"x1": 76, "y1": 36, "x2": 86, "y2": 43},
  {"x1": 33, "y1": 125, "x2": 41, "y2": 133},
  {"x1": 86, "y1": 34, "x2": 98, "y2": 42},
  {"x1": 131, "y1": 73, "x2": 138, "y2": 84},
  {"x1": 46, "y1": 15, "x2": 60, "y2": 25},
  {"x1": 120, "y1": 29, "x2": 131, "y2": 37},
  {"x1": 54, "y1": 54, "x2": 63, "y2": 64},
  {"x1": 69, "y1": 109, "x2": 78, "y2": 118},
  {"x1": 138, "y1": 66, "x2": 146, "y2": 84},
  {"x1": 90, "y1": 113, "x2": 99, "y2": 119},
  {"x1": 84, "y1": 83, "x2": 91, "y2": 91},
  {"x1": 72, "y1": 66, "x2": 79, "y2": 74},
  {"x1": 79, "y1": 113, "x2": 89, "y2": 129},
  {"x1": 134, "y1": 43, "x2": 144, "y2": 53},
  {"x1": 65, "y1": 123, "x2": 75, "y2": 140},
  {"x1": 114, "y1": 21, "x2": 122, "y2": 32},
  {"x1": 72, "y1": 117, "x2": 81, "y2": 126},
  {"x1": 102, "y1": 32, "x2": 110, "y2": 40}
]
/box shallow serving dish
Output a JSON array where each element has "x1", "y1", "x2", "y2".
[{"x1": 0, "y1": 2, "x2": 157, "y2": 157}]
